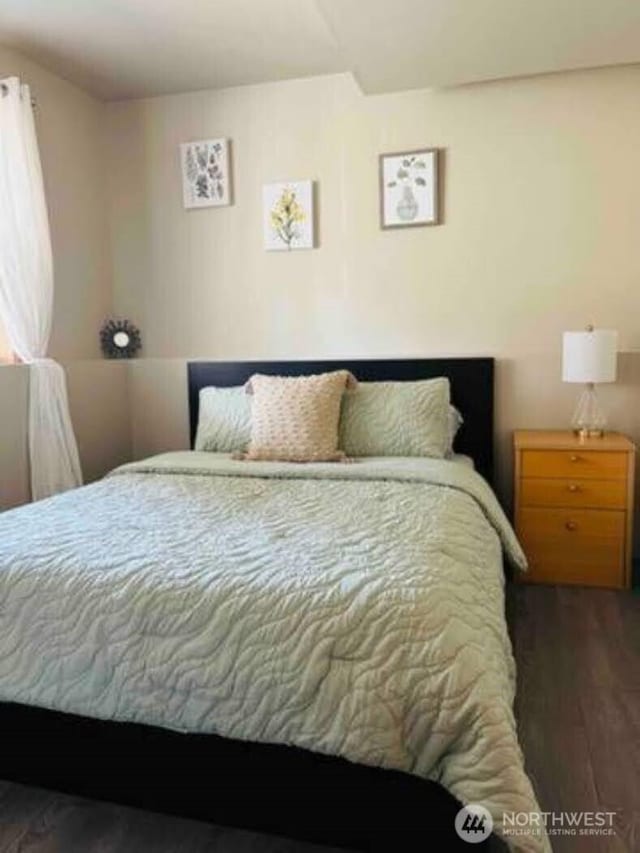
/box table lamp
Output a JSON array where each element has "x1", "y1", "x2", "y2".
[{"x1": 562, "y1": 325, "x2": 618, "y2": 438}]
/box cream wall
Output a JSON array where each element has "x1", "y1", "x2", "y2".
[
  {"x1": 0, "y1": 363, "x2": 131, "y2": 510},
  {"x1": 0, "y1": 367, "x2": 29, "y2": 509},
  {"x1": 0, "y1": 46, "x2": 131, "y2": 509},
  {"x1": 3, "y1": 58, "x2": 640, "y2": 512},
  {"x1": 106, "y1": 67, "x2": 640, "y2": 505}
]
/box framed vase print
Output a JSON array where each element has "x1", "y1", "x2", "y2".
[{"x1": 379, "y1": 148, "x2": 440, "y2": 229}]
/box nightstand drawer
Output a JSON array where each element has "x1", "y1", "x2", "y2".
[
  {"x1": 519, "y1": 478, "x2": 627, "y2": 510},
  {"x1": 517, "y1": 507, "x2": 625, "y2": 587},
  {"x1": 520, "y1": 449, "x2": 627, "y2": 480}
]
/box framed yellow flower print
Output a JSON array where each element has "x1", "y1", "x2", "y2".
[{"x1": 263, "y1": 180, "x2": 315, "y2": 250}]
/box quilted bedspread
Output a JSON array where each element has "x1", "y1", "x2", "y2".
[{"x1": 0, "y1": 452, "x2": 549, "y2": 851}]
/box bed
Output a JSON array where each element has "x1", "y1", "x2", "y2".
[{"x1": 0, "y1": 358, "x2": 546, "y2": 852}]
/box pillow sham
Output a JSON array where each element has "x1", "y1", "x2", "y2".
[
  {"x1": 446, "y1": 405, "x2": 464, "y2": 458},
  {"x1": 194, "y1": 386, "x2": 251, "y2": 453},
  {"x1": 242, "y1": 370, "x2": 356, "y2": 462},
  {"x1": 339, "y1": 377, "x2": 450, "y2": 458}
]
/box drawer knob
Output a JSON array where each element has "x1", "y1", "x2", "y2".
[
  {"x1": 565, "y1": 520, "x2": 578, "y2": 531},
  {"x1": 570, "y1": 455, "x2": 580, "y2": 462},
  {"x1": 568, "y1": 484, "x2": 581, "y2": 493}
]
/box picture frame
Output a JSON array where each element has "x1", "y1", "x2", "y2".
[
  {"x1": 263, "y1": 180, "x2": 315, "y2": 251},
  {"x1": 379, "y1": 148, "x2": 440, "y2": 229},
  {"x1": 180, "y1": 138, "x2": 231, "y2": 209}
]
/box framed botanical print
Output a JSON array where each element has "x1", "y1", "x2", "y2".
[
  {"x1": 180, "y1": 138, "x2": 231, "y2": 209},
  {"x1": 263, "y1": 180, "x2": 315, "y2": 251},
  {"x1": 379, "y1": 148, "x2": 440, "y2": 229}
]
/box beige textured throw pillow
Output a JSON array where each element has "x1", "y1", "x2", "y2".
[{"x1": 242, "y1": 371, "x2": 356, "y2": 462}]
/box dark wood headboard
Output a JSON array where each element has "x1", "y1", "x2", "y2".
[{"x1": 187, "y1": 358, "x2": 494, "y2": 484}]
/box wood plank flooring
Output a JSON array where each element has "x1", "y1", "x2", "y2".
[
  {"x1": 507, "y1": 585, "x2": 640, "y2": 853},
  {"x1": 0, "y1": 780, "x2": 340, "y2": 852},
  {"x1": 1, "y1": 584, "x2": 638, "y2": 852}
]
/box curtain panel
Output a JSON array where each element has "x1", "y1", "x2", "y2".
[{"x1": 0, "y1": 76, "x2": 82, "y2": 499}]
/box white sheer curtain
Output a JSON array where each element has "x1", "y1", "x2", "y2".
[{"x1": 0, "y1": 76, "x2": 82, "y2": 500}]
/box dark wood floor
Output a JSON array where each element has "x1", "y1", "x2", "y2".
[
  {"x1": 1, "y1": 585, "x2": 638, "y2": 852},
  {"x1": 507, "y1": 584, "x2": 640, "y2": 853},
  {"x1": 0, "y1": 780, "x2": 341, "y2": 853}
]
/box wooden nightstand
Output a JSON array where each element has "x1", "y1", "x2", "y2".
[{"x1": 514, "y1": 430, "x2": 635, "y2": 588}]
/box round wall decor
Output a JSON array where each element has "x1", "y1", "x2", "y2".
[{"x1": 100, "y1": 319, "x2": 142, "y2": 359}]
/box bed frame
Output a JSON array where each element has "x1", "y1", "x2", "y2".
[{"x1": 1, "y1": 357, "x2": 503, "y2": 851}]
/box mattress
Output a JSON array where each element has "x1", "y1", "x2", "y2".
[{"x1": 0, "y1": 452, "x2": 547, "y2": 851}]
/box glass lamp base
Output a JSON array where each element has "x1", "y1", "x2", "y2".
[{"x1": 571, "y1": 383, "x2": 607, "y2": 438}]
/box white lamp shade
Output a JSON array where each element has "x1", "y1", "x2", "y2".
[{"x1": 562, "y1": 329, "x2": 618, "y2": 384}]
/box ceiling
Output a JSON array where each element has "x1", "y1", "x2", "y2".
[
  {"x1": 319, "y1": 0, "x2": 640, "y2": 93},
  {"x1": 0, "y1": 0, "x2": 345, "y2": 100},
  {"x1": 1, "y1": 0, "x2": 640, "y2": 101}
]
